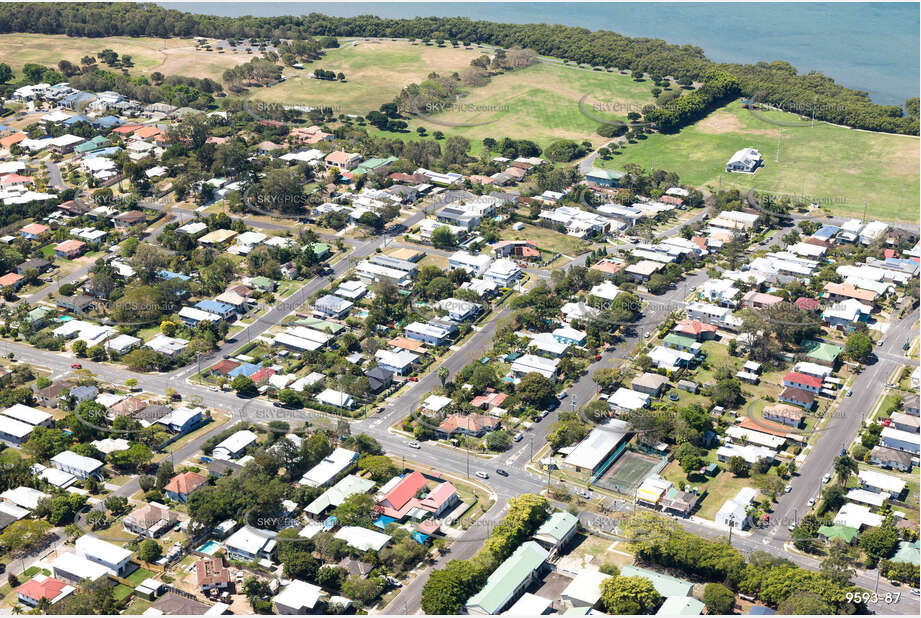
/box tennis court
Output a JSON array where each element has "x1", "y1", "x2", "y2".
[{"x1": 594, "y1": 450, "x2": 662, "y2": 494}]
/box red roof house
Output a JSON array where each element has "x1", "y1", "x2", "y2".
[
  {"x1": 783, "y1": 371, "x2": 823, "y2": 392},
  {"x1": 794, "y1": 297, "x2": 820, "y2": 311},
  {"x1": 16, "y1": 576, "x2": 74, "y2": 607},
  {"x1": 376, "y1": 470, "x2": 428, "y2": 519},
  {"x1": 164, "y1": 471, "x2": 208, "y2": 502},
  {"x1": 470, "y1": 391, "x2": 507, "y2": 411},
  {"x1": 673, "y1": 319, "x2": 719, "y2": 340}
]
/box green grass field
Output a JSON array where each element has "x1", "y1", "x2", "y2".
[
  {"x1": 257, "y1": 40, "x2": 481, "y2": 113},
  {"x1": 0, "y1": 34, "x2": 253, "y2": 81},
  {"x1": 599, "y1": 100, "x2": 919, "y2": 222}
]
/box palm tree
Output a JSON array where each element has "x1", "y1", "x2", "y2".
[
  {"x1": 833, "y1": 454, "x2": 858, "y2": 484},
  {"x1": 437, "y1": 367, "x2": 449, "y2": 389}
]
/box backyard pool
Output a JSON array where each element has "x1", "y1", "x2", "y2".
[{"x1": 197, "y1": 540, "x2": 222, "y2": 555}]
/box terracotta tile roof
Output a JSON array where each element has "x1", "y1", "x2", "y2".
[
  {"x1": 17, "y1": 577, "x2": 69, "y2": 602},
  {"x1": 108, "y1": 396, "x2": 147, "y2": 416},
  {"x1": 739, "y1": 416, "x2": 794, "y2": 438},
  {"x1": 209, "y1": 359, "x2": 241, "y2": 375},
  {"x1": 388, "y1": 337, "x2": 424, "y2": 352},
  {"x1": 127, "y1": 502, "x2": 177, "y2": 529},
  {"x1": 0, "y1": 272, "x2": 23, "y2": 286},
  {"x1": 195, "y1": 556, "x2": 230, "y2": 587},
  {"x1": 418, "y1": 481, "x2": 456, "y2": 512},
  {"x1": 20, "y1": 223, "x2": 50, "y2": 236},
  {"x1": 824, "y1": 282, "x2": 877, "y2": 303},
  {"x1": 784, "y1": 371, "x2": 823, "y2": 389},
  {"x1": 780, "y1": 386, "x2": 815, "y2": 404},
  {"x1": 164, "y1": 471, "x2": 208, "y2": 496},
  {"x1": 378, "y1": 470, "x2": 427, "y2": 517},
  {"x1": 590, "y1": 260, "x2": 625, "y2": 275},
  {"x1": 470, "y1": 392, "x2": 507, "y2": 410},
  {"x1": 674, "y1": 319, "x2": 718, "y2": 336},
  {"x1": 763, "y1": 403, "x2": 805, "y2": 421},
  {"x1": 0, "y1": 133, "x2": 27, "y2": 148},
  {"x1": 438, "y1": 413, "x2": 499, "y2": 434},
  {"x1": 55, "y1": 239, "x2": 86, "y2": 253},
  {"x1": 794, "y1": 297, "x2": 820, "y2": 311}
]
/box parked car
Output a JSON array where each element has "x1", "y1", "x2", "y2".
[
  {"x1": 558, "y1": 391, "x2": 567, "y2": 400},
  {"x1": 788, "y1": 523, "x2": 796, "y2": 531},
  {"x1": 513, "y1": 432, "x2": 523, "y2": 442},
  {"x1": 496, "y1": 469, "x2": 509, "y2": 477},
  {"x1": 408, "y1": 376, "x2": 419, "y2": 382},
  {"x1": 170, "y1": 393, "x2": 182, "y2": 401},
  {"x1": 209, "y1": 386, "x2": 219, "y2": 392},
  {"x1": 807, "y1": 498, "x2": 815, "y2": 507},
  {"x1": 70, "y1": 363, "x2": 82, "y2": 369},
  {"x1": 408, "y1": 441, "x2": 421, "y2": 449},
  {"x1": 785, "y1": 484, "x2": 792, "y2": 493},
  {"x1": 578, "y1": 490, "x2": 592, "y2": 500},
  {"x1": 475, "y1": 471, "x2": 489, "y2": 479},
  {"x1": 822, "y1": 473, "x2": 831, "y2": 484}
]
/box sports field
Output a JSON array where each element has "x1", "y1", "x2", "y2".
[
  {"x1": 0, "y1": 34, "x2": 254, "y2": 81},
  {"x1": 599, "y1": 100, "x2": 920, "y2": 222},
  {"x1": 594, "y1": 449, "x2": 661, "y2": 493}
]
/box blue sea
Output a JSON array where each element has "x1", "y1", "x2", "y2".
[{"x1": 164, "y1": 2, "x2": 918, "y2": 106}]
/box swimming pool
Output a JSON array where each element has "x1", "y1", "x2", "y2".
[
  {"x1": 373, "y1": 516, "x2": 396, "y2": 529},
  {"x1": 197, "y1": 540, "x2": 222, "y2": 555}
]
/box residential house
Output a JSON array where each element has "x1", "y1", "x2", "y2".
[
  {"x1": 195, "y1": 556, "x2": 231, "y2": 593},
  {"x1": 212, "y1": 429, "x2": 258, "y2": 460},
  {"x1": 880, "y1": 426, "x2": 920, "y2": 455},
  {"x1": 274, "y1": 579, "x2": 326, "y2": 615},
  {"x1": 299, "y1": 447, "x2": 358, "y2": 487},
  {"x1": 225, "y1": 525, "x2": 277, "y2": 562},
  {"x1": 123, "y1": 502, "x2": 178, "y2": 538},
  {"x1": 762, "y1": 403, "x2": 804, "y2": 427},
  {"x1": 50, "y1": 451, "x2": 103, "y2": 480},
  {"x1": 726, "y1": 148, "x2": 763, "y2": 173},
  {"x1": 16, "y1": 576, "x2": 75, "y2": 608},
  {"x1": 163, "y1": 471, "x2": 208, "y2": 503},
  {"x1": 464, "y1": 541, "x2": 549, "y2": 615},
  {"x1": 54, "y1": 239, "x2": 87, "y2": 259},
  {"x1": 778, "y1": 387, "x2": 815, "y2": 410},
  {"x1": 437, "y1": 413, "x2": 500, "y2": 438},
  {"x1": 870, "y1": 446, "x2": 913, "y2": 472},
  {"x1": 532, "y1": 511, "x2": 578, "y2": 555},
  {"x1": 631, "y1": 372, "x2": 669, "y2": 397},
  {"x1": 75, "y1": 534, "x2": 132, "y2": 576}
]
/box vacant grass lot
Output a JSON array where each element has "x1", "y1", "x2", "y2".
[
  {"x1": 600, "y1": 100, "x2": 919, "y2": 222},
  {"x1": 257, "y1": 40, "x2": 481, "y2": 113},
  {"x1": 0, "y1": 34, "x2": 253, "y2": 81}
]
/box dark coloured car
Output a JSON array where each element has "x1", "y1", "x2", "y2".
[{"x1": 496, "y1": 469, "x2": 509, "y2": 477}]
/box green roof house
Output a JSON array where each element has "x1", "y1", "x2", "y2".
[
  {"x1": 817, "y1": 525, "x2": 859, "y2": 543},
  {"x1": 352, "y1": 156, "x2": 398, "y2": 175},
  {"x1": 308, "y1": 242, "x2": 330, "y2": 259},
  {"x1": 249, "y1": 276, "x2": 276, "y2": 292},
  {"x1": 620, "y1": 565, "x2": 693, "y2": 598},
  {"x1": 892, "y1": 540, "x2": 920, "y2": 565},
  {"x1": 656, "y1": 596, "x2": 705, "y2": 615},
  {"x1": 801, "y1": 340, "x2": 842, "y2": 366},
  {"x1": 533, "y1": 511, "x2": 578, "y2": 554},
  {"x1": 464, "y1": 541, "x2": 549, "y2": 615},
  {"x1": 305, "y1": 474, "x2": 375, "y2": 516},
  {"x1": 663, "y1": 333, "x2": 702, "y2": 354},
  {"x1": 294, "y1": 317, "x2": 346, "y2": 334},
  {"x1": 585, "y1": 168, "x2": 624, "y2": 188},
  {"x1": 26, "y1": 306, "x2": 53, "y2": 327},
  {"x1": 75, "y1": 135, "x2": 110, "y2": 153}
]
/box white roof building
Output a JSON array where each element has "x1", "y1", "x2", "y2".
[
  {"x1": 299, "y1": 448, "x2": 358, "y2": 487},
  {"x1": 274, "y1": 580, "x2": 326, "y2": 613},
  {"x1": 1, "y1": 486, "x2": 50, "y2": 510},
  {"x1": 834, "y1": 502, "x2": 884, "y2": 529},
  {"x1": 1, "y1": 403, "x2": 52, "y2": 427},
  {"x1": 858, "y1": 469, "x2": 907, "y2": 496},
  {"x1": 213, "y1": 429, "x2": 258, "y2": 460},
  {"x1": 846, "y1": 488, "x2": 887, "y2": 508},
  {"x1": 563, "y1": 420, "x2": 630, "y2": 472},
  {"x1": 716, "y1": 487, "x2": 757, "y2": 529},
  {"x1": 716, "y1": 443, "x2": 776, "y2": 464},
  {"x1": 334, "y1": 526, "x2": 391, "y2": 551},
  {"x1": 422, "y1": 394, "x2": 453, "y2": 413},
  {"x1": 145, "y1": 334, "x2": 189, "y2": 356},
  {"x1": 608, "y1": 387, "x2": 651, "y2": 412},
  {"x1": 725, "y1": 425, "x2": 787, "y2": 450},
  {"x1": 316, "y1": 389, "x2": 355, "y2": 409},
  {"x1": 510, "y1": 354, "x2": 559, "y2": 379},
  {"x1": 588, "y1": 281, "x2": 621, "y2": 302},
  {"x1": 560, "y1": 570, "x2": 608, "y2": 609}
]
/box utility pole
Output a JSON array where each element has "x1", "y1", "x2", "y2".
[
  {"x1": 465, "y1": 415, "x2": 470, "y2": 478},
  {"x1": 728, "y1": 515, "x2": 734, "y2": 546}
]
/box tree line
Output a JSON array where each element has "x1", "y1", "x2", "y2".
[{"x1": 0, "y1": 3, "x2": 915, "y2": 133}]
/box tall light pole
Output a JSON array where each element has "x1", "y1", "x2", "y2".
[
  {"x1": 728, "y1": 514, "x2": 735, "y2": 546},
  {"x1": 465, "y1": 415, "x2": 470, "y2": 478}
]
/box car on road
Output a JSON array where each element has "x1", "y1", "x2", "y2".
[
  {"x1": 807, "y1": 498, "x2": 815, "y2": 507},
  {"x1": 558, "y1": 391, "x2": 567, "y2": 399},
  {"x1": 822, "y1": 473, "x2": 831, "y2": 484},
  {"x1": 170, "y1": 393, "x2": 182, "y2": 401},
  {"x1": 594, "y1": 354, "x2": 602, "y2": 361},
  {"x1": 407, "y1": 441, "x2": 421, "y2": 449},
  {"x1": 130, "y1": 385, "x2": 142, "y2": 392},
  {"x1": 788, "y1": 523, "x2": 796, "y2": 531},
  {"x1": 273, "y1": 401, "x2": 285, "y2": 407},
  {"x1": 644, "y1": 331, "x2": 651, "y2": 338},
  {"x1": 785, "y1": 484, "x2": 792, "y2": 493},
  {"x1": 904, "y1": 341, "x2": 911, "y2": 351},
  {"x1": 408, "y1": 376, "x2": 418, "y2": 382},
  {"x1": 71, "y1": 363, "x2": 82, "y2": 369},
  {"x1": 209, "y1": 386, "x2": 219, "y2": 392},
  {"x1": 578, "y1": 490, "x2": 591, "y2": 499},
  {"x1": 910, "y1": 587, "x2": 919, "y2": 596},
  {"x1": 513, "y1": 432, "x2": 523, "y2": 442},
  {"x1": 538, "y1": 410, "x2": 549, "y2": 420},
  {"x1": 890, "y1": 580, "x2": 900, "y2": 586},
  {"x1": 847, "y1": 390, "x2": 853, "y2": 397},
  {"x1": 475, "y1": 471, "x2": 489, "y2": 479},
  {"x1": 496, "y1": 469, "x2": 509, "y2": 477}
]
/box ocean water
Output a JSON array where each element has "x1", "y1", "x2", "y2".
[{"x1": 165, "y1": 2, "x2": 919, "y2": 106}]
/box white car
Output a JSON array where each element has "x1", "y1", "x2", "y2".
[
  {"x1": 408, "y1": 441, "x2": 421, "y2": 449},
  {"x1": 822, "y1": 473, "x2": 831, "y2": 484},
  {"x1": 475, "y1": 471, "x2": 489, "y2": 479},
  {"x1": 807, "y1": 498, "x2": 815, "y2": 507},
  {"x1": 788, "y1": 523, "x2": 796, "y2": 531},
  {"x1": 784, "y1": 484, "x2": 792, "y2": 493}
]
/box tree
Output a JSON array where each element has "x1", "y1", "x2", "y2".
[
  {"x1": 138, "y1": 539, "x2": 162, "y2": 562},
  {"x1": 711, "y1": 377, "x2": 742, "y2": 406},
  {"x1": 104, "y1": 495, "x2": 128, "y2": 514},
  {"x1": 421, "y1": 560, "x2": 486, "y2": 614},
  {"x1": 845, "y1": 332, "x2": 873, "y2": 361},
  {"x1": 358, "y1": 455, "x2": 399, "y2": 482},
  {"x1": 485, "y1": 430, "x2": 511, "y2": 451},
  {"x1": 516, "y1": 372, "x2": 556, "y2": 408},
  {"x1": 821, "y1": 537, "x2": 857, "y2": 584},
  {"x1": 437, "y1": 366, "x2": 449, "y2": 388},
  {"x1": 859, "y1": 525, "x2": 899, "y2": 565},
  {"x1": 833, "y1": 454, "x2": 858, "y2": 484},
  {"x1": 777, "y1": 592, "x2": 834, "y2": 615},
  {"x1": 333, "y1": 493, "x2": 375, "y2": 527},
  {"x1": 727, "y1": 455, "x2": 750, "y2": 477},
  {"x1": 600, "y1": 575, "x2": 663, "y2": 614},
  {"x1": 702, "y1": 583, "x2": 735, "y2": 614},
  {"x1": 341, "y1": 575, "x2": 383, "y2": 606},
  {"x1": 231, "y1": 375, "x2": 257, "y2": 396},
  {"x1": 72, "y1": 340, "x2": 88, "y2": 357},
  {"x1": 431, "y1": 226, "x2": 456, "y2": 249}
]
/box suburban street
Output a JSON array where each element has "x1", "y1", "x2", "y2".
[{"x1": 3, "y1": 201, "x2": 917, "y2": 614}]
